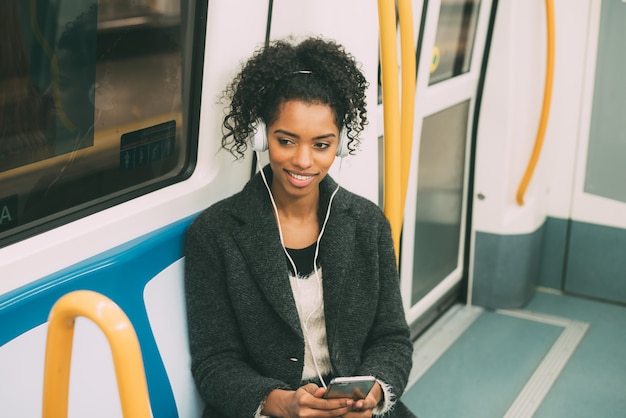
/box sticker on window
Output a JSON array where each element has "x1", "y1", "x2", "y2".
[{"x1": 120, "y1": 121, "x2": 176, "y2": 169}]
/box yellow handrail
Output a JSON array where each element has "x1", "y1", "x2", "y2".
[
  {"x1": 516, "y1": 0, "x2": 554, "y2": 205},
  {"x1": 378, "y1": 0, "x2": 416, "y2": 262},
  {"x1": 378, "y1": 0, "x2": 402, "y2": 261},
  {"x1": 42, "y1": 290, "x2": 151, "y2": 418},
  {"x1": 398, "y1": 0, "x2": 416, "y2": 217}
]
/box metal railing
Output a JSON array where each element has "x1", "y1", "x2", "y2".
[
  {"x1": 516, "y1": 0, "x2": 555, "y2": 205},
  {"x1": 42, "y1": 290, "x2": 151, "y2": 417},
  {"x1": 378, "y1": 0, "x2": 416, "y2": 262}
]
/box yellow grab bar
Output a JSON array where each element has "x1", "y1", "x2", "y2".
[
  {"x1": 516, "y1": 0, "x2": 554, "y2": 205},
  {"x1": 378, "y1": 0, "x2": 416, "y2": 262},
  {"x1": 398, "y1": 0, "x2": 416, "y2": 217},
  {"x1": 42, "y1": 290, "x2": 151, "y2": 418},
  {"x1": 378, "y1": 0, "x2": 402, "y2": 261}
]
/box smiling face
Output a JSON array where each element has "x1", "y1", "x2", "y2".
[{"x1": 267, "y1": 100, "x2": 340, "y2": 205}]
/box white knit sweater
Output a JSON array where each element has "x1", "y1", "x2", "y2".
[
  {"x1": 289, "y1": 268, "x2": 333, "y2": 381},
  {"x1": 256, "y1": 268, "x2": 394, "y2": 417}
]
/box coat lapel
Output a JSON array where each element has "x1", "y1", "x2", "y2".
[
  {"x1": 229, "y1": 169, "x2": 357, "y2": 342},
  {"x1": 230, "y1": 174, "x2": 303, "y2": 337},
  {"x1": 317, "y1": 186, "x2": 356, "y2": 346}
]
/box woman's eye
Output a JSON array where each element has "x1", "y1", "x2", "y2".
[
  {"x1": 278, "y1": 138, "x2": 293, "y2": 146},
  {"x1": 314, "y1": 142, "x2": 330, "y2": 149}
]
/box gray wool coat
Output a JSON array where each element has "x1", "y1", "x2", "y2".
[{"x1": 184, "y1": 166, "x2": 414, "y2": 418}]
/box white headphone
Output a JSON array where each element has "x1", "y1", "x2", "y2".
[
  {"x1": 255, "y1": 147, "x2": 342, "y2": 390},
  {"x1": 252, "y1": 120, "x2": 350, "y2": 158}
]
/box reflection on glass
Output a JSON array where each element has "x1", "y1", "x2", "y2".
[
  {"x1": 429, "y1": 0, "x2": 481, "y2": 85},
  {"x1": 55, "y1": 4, "x2": 98, "y2": 156},
  {"x1": 1, "y1": 0, "x2": 56, "y2": 171},
  {"x1": 0, "y1": 1, "x2": 98, "y2": 172},
  {"x1": 412, "y1": 101, "x2": 469, "y2": 305},
  {"x1": 0, "y1": 0, "x2": 192, "y2": 239}
]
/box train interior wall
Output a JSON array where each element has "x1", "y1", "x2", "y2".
[{"x1": 1, "y1": 0, "x2": 626, "y2": 417}]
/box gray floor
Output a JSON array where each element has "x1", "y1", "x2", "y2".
[{"x1": 402, "y1": 289, "x2": 626, "y2": 417}]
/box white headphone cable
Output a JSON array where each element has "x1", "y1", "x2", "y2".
[{"x1": 256, "y1": 153, "x2": 342, "y2": 389}]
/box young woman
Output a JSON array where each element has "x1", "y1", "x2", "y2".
[{"x1": 185, "y1": 37, "x2": 415, "y2": 418}]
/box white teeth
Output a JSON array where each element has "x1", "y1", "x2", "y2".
[{"x1": 291, "y1": 172, "x2": 312, "y2": 181}]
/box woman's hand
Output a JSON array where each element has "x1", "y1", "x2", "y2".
[
  {"x1": 339, "y1": 381, "x2": 383, "y2": 418},
  {"x1": 263, "y1": 384, "x2": 355, "y2": 417}
]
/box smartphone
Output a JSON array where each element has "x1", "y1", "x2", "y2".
[{"x1": 323, "y1": 376, "x2": 376, "y2": 400}]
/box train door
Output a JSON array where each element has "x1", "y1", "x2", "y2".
[
  {"x1": 398, "y1": 0, "x2": 496, "y2": 332},
  {"x1": 562, "y1": 0, "x2": 626, "y2": 305}
]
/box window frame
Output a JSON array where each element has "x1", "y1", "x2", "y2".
[{"x1": 0, "y1": 0, "x2": 208, "y2": 248}]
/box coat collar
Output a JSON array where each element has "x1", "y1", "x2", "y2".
[{"x1": 229, "y1": 165, "x2": 356, "y2": 338}]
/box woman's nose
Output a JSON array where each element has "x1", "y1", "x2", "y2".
[{"x1": 293, "y1": 144, "x2": 313, "y2": 168}]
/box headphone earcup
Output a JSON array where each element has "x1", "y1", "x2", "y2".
[
  {"x1": 252, "y1": 120, "x2": 268, "y2": 152},
  {"x1": 336, "y1": 129, "x2": 350, "y2": 157}
]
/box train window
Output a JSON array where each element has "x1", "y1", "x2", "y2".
[
  {"x1": 429, "y1": 0, "x2": 481, "y2": 85},
  {"x1": 0, "y1": 0, "x2": 205, "y2": 245},
  {"x1": 411, "y1": 100, "x2": 469, "y2": 304}
]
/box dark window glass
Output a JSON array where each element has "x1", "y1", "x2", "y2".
[
  {"x1": 429, "y1": 0, "x2": 481, "y2": 85},
  {"x1": 412, "y1": 101, "x2": 469, "y2": 304},
  {"x1": 0, "y1": 0, "x2": 204, "y2": 244}
]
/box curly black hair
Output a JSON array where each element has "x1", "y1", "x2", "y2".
[{"x1": 221, "y1": 37, "x2": 369, "y2": 158}]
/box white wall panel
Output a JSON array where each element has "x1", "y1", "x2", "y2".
[
  {"x1": 270, "y1": 0, "x2": 381, "y2": 203},
  {"x1": 473, "y1": 0, "x2": 591, "y2": 234}
]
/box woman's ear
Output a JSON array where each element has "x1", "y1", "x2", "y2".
[
  {"x1": 252, "y1": 120, "x2": 268, "y2": 152},
  {"x1": 336, "y1": 128, "x2": 350, "y2": 157}
]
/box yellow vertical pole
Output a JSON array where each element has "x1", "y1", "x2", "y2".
[
  {"x1": 42, "y1": 290, "x2": 151, "y2": 418},
  {"x1": 378, "y1": 0, "x2": 403, "y2": 262},
  {"x1": 397, "y1": 0, "x2": 416, "y2": 216}
]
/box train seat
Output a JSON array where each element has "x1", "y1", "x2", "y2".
[{"x1": 0, "y1": 216, "x2": 203, "y2": 417}]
